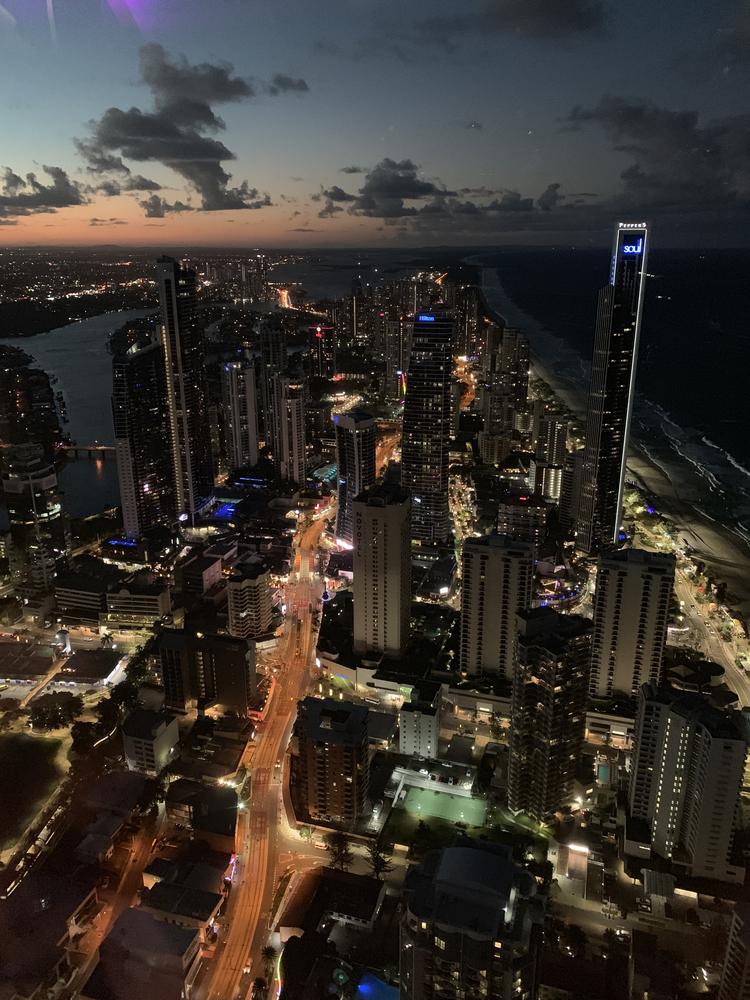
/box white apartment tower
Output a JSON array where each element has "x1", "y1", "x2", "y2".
[
  {"x1": 459, "y1": 533, "x2": 535, "y2": 679},
  {"x1": 353, "y1": 484, "x2": 411, "y2": 658},
  {"x1": 589, "y1": 548, "x2": 675, "y2": 699},
  {"x1": 629, "y1": 684, "x2": 747, "y2": 883},
  {"x1": 227, "y1": 558, "x2": 273, "y2": 640}
]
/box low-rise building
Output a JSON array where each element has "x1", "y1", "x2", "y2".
[
  {"x1": 80, "y1": 908, "x2": 201, "y2": 1000},
  {"x1": 122, "y1": 708, "x2": 179, "y2": 776},
  {"x1": 165, "y1": 779, "x2": 238, "y2": 853},
  {"x1": 101, "y1": 580, "x2": 171, "y2": 631}
]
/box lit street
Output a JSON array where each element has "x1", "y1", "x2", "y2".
[{"x1": 199, "y1": 517, "x2": 325, "y2": 1000}]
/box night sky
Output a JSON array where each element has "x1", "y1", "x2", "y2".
[{"x1": 1, "y1": 0, "x2": 748, "y2": 246}]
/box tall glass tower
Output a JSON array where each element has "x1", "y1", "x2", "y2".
[
  {"x1": 112, "y1": 327, "x2": 174, "y2": 539},
  {"x1": 401, "y1": 311, "x2": 454, "y2": 544},
  {"x1": 577, "y1": 222, "x2": 649, "y2": 553},
  {"x1": 157, "y1": 256, "x2": 214, "y2": 522}
]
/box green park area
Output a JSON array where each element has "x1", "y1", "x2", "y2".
[{"x1": 0, "y1": 733, "x2": 63, "y2": 853}]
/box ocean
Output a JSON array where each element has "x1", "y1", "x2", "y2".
[{"x1": 469, "y1": 248, "x2": 750, "y2": 557}]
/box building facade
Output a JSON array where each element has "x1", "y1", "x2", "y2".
[
  {"x1": 628, "y1": 684, "x2": 747, "y2": 883},
  {"x1": 226, "y1": 557, "x2": 273, "y2": 639},
  {"x1": 459, "y1": 534, "x2": 535, "y2": 680},
  {"x1": 295, "y1": 697, "x2": 369, "y2": 825},
  {"x1": 272, "y1": 374, "x2": 306, "y2": 485},
  {"x1": 577, "y1": 223, "x2": 649, "y2": 553},
  {"x1": 352, "y1": 484, "x2": 411, "y2": 658},
  {"x1": 508, "y1": 608, "x2": 593, "y2": 821},
  {"x1": 220, "y1": 359, "x2": 259, "y2": 471},
  {"x1": 334, "y1": 410, "x2": 376, "y2": 544},
  {"x1": 401, "y1": 312, "x2": 454, "y2": 544},
  {"x1": 112, "y1": 333, "x2": 174, "y2": 540},
  {"x1": 589, "y1": 548, "x2": 675, "y2": 700}
]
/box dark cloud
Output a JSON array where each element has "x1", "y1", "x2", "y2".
[
  {"x1": 289, "y1": 227, "x2": 321, "y2": 232},
  {"x1": 77, "y1": 44, "x2": 301, "y2": 214},
  {"x1": 0, "y1": 165, "x2": 85, "y2": 221},
  {"x1": 564, "y1": 97, "x2": 750, "y2": 219},
  {"x1": 139, "y1": 194, "x2": 193, "y2": 218},
  {"x1": 315, "y1": 97, "x2": 750, "y2": 241},
  {"x1": 537, "y1": 182, "x2": 562, "y2": 211},
  {"x1": 339, "y1": 165, "x2": 366, "y2": 174},
  {"x1": 340, "y1": 0, "x2": 608, "y2": 59},
  {"x1": 348, "y1": 158, "x2": 453, "y2": 218},
  {"x1": 414, "y1": 0, "x2": 608, "y2": 44},
  {"x1": 89, "y1": 217, "x2": 128, "y2": 226},
  {"x1": 96, "y1": 179, "x2": 123, "y2": 197},
  {"x1": 267, "y1": 74, "x2": 309, "y2": 95}
]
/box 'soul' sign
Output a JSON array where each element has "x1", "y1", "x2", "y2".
[{"x1": 622, "y1": 237, "x2": 644, "y2": 255}]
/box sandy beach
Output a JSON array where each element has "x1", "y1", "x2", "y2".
[{"x1": 474, "y1": 263, "x2": 750, "y2": 620}]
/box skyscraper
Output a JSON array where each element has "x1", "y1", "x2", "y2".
[
  {"x1": 534, "y1": 413, "x2": 568, "y2": 465},
  {"x1": 577, "y1": 222, "x2": 649, "y2": 553},
  {"x1": 258, "y1": 317, "x2": 286, "y2": 446},
  {"x1": 272, "y1": 374, "x2": 306, "y2": 485},
  {"x1": 628, "y1": 684, "x2": 747, "y2": 883},
  {"x1": 719, "y1": 902, "x2": 750, "y2": 999},
  {"x1": 157, "y1": 257, "x2": 214, "y2": 522},
  {"x1": 459, "y1": 534, "x2": 534, "y2": 679},
  {"x1": 220, "y1": 359, "x2": 259, "y2": 471},
  {"x1": 508, "y1": 607, "x2": 592, "y2": 821},
  {"x1": 112, "y1": 332, "x2": 174, "y2": 539},
  {"x1": 400, "y1": 838, "x2": 544, "y2": 1000},
  {"x1": 401, "y1": 312, "x2": 454, "y2": 544},
  {"x1": 589, "y1": 548, "x2": 675, "y2": 700},
  {"x1": 309, "y1": 323, "x2": 336, "y2": 378},
  {"x1": 352, "y1": 484, "x2": 411, "y2": 658},
  {"x1": 334, "y1": 410, "x2": 376, "y2": 544},
  {"x1": 384, "y1": 316, "x2": 409, "y2": 402}
]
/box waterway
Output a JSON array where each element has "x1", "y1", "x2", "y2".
[{"x1": 0, "y1": 310, "x2": 153, "y2": 518}]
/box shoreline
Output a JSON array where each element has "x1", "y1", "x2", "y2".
[{"x1": 471, "y1": 261, "x2": 750, "y2": 621}]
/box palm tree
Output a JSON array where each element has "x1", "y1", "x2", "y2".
[{"x1": 261, "y1": 944, "x2": 277, "y2": 976}]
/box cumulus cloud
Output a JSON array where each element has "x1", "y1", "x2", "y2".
[
  {"x1": 267, "y1": 74, "x2": 309, "y2": 95},
  {"x1": 0, "y1": 165, "x2": 85, "y2": 222},
  {"x1": 347, "y1": 158, "x2": 453, "y2": 218},
  {"x1": 139, "y1": 194, "x2": 193, "y2": 218},
  {"x1": 77, "y1": 44, "x2": 306, "y2": 214}
]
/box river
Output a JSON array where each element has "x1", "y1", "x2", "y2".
[{"x1": 0, "y1": 310, "x2": 154, "y2": 518}]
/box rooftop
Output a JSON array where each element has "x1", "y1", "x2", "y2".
[
  {"x1": 144, "y1": 881, "x2": 222, "y2": 922},
  {"x1": 122, "y1": 708, "x2": 176, "y2": 741},
  {"x1": 297, "y1": 697, "x2": 368, "y2": 746}
]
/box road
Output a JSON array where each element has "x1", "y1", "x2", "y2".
[
  {"x1": 201, "y1": 517, "x2": 325, "y2": 1000},
  {"x1": 672, "y1": 567, "x2": 750, "y2": 706}
]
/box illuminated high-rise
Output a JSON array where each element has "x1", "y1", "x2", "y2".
[
  {"x1": 157, "y1": 257, "x2": 214, "y2": 522},
  {"x1": 258, "y1": 317, "x2": 286, "y2": 446},
  {"x1": 577, "y1": 222, "x2": 649, "y2": 553},
  {"x1": 272, "y1": 374, "x2": 306, "y2": 485},
  {"x1": 401, "y1": 312, "x2": 454, "y2": 544},
  {"x1": 334, "y1": 410, "x2": 376, "y2": 544},
  {"x1": 112, "y1": 330, "x2": 174, "y2": 539}
]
